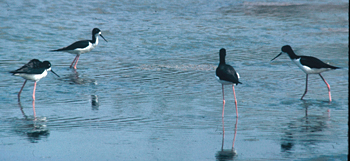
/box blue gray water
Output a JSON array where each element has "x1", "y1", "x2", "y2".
[{"x1": 0, "y1": 0, "x2": 348, "y2": 160}]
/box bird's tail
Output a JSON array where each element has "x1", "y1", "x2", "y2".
[
  {"x1": 330, "y1": 65, "x2": 341, "y2": 70},
  {"x1": 50, "y1": 49, "x2": 62, "y2": 52}
]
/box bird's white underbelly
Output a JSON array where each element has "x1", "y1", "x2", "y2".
[
  {"x1": 292, "y1": 59, "x2": 331, "y2": 74},
  {"x1": 15, "y1": 70, "x2": 48, "y2": 81},
  {"x1": 215, "y1": 75, "x2": 236, "y2": 85},
  {"x1": 68, "y1": 42, "x2": 95, "y2": 55}
]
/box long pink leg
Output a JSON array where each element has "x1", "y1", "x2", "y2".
[
  {"x1": 73, "y1": 55, "x2": 80, "y2": 69},
  {"x1": 301, "y1": 74, "x2": 308, "y2": 100},
  {"x1": 232, "y1": 117, "x2": 238, "y2": 149},
  {"x1": 32, "y1": 82, "x2": 37, "y2": 117},
  {"x1": 18, "y1": 80, "x2": 27, "y2": 101},
  {"x1": 32, "y1": 81, "x2": 37, "y2": 101},
  {"x1": 222, "y1": 84, "x2": 225, "y2": 118},
  {"x1": 232, "y1": 85, "x2": 238, "y2": 118},
  {"x1": 319, "y1": 74, "x2": 332, "y2": 102},
  {"x1": 70, "y1": 55, "x2": 79, "y2": 68}
]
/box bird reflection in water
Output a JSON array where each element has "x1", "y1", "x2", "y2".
[
  {"x1": 302, "y1": 100, "x2": 331, "y2": 118},
  {"x1": 215, "y1": 117, "x2": 238, "y2": 161},
  {"x1": 18, "y1": 97, "x2": 36, "y2": 119},
  {"x1": 91, "y1": 95, "x2": 99, "y2": 110},
  {"x1": 68, "y1": 69, "x2": 97, "y2": 85},
  {"x1": 18, "y1": 101, "x2": 28, "y2": 120},
  {"x1": 280, "y1": 100, "x2": 331, "y2": 154},
  {"x1": 17, "y1": 101, "x2": 50, "y2": 143}
]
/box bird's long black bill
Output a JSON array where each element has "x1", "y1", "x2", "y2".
[
  {"x1": 51, "y1": 70, "x2": 60, "y2": 77},
  {"x1": 271, "y1": 52, "x2": 282, "y2": 61},
  {"x1": 100, "y1": 34, "x2": 108, "y2": 42}
]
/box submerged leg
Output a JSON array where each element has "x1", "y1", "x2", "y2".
[
  {"x1": 319, "y1": 74, "x2": 332, "y2": 102},
  {"x1": 301, "y1": 74, "x2": 308, "y2": 100},
  {"x1": 221, "y1": 117, "x2": 225, "y2": 150},
  {"x1": 232, "y1": 117, "x2": 238, "y2": 149},
  {"x1": 18, "y1": 80, "x2": 27, "y2": 101},
  {"x1": 232, "y1": 85, "x2": 238, "y2": 118},
  {"x1": 32, "y1": 99, "x2": 36, "y2": 118}
]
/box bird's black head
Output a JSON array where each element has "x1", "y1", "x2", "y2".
[
  {"x1": 281, "y1": 45, "x2": 293, "y2": 53},
  {"x1": 92, "y1": 28, "x2": 101, "y2": 35},
  {"x1": 219, "y1": 48, "x2": 227, "y2": 64},
  {"x1": 42, "y1": 61, "x2": 52, "y2": 69},
  {"x1": 271, "y1": 45, "x2": 297, "y2": 61},
  {"x1": 42, "y1": 61, "x2": 60, "y2": 77},
  {"x1": 219, "y1": 48, "x2": 226, "y2": 57},
  {"x1": 92, "y1": 28, "x2": 108, "y2": 42}
]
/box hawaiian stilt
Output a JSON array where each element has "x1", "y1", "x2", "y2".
[
  {"x1": 50, "y1": 28, "x2": 108, "y2": 69},
  {"x1": 216, "y1": 48, "x2": 242, "y2": 118},
  {"x1": 271, "y1": 45, "x2": 339, "y2": 101},
  {"x1": 10, "y1": 59, "x2": 59, "y2": 116}
]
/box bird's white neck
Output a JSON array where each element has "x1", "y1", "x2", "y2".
[{"x1": 93, "y1": 35, "x2": 99, "y2": 47}]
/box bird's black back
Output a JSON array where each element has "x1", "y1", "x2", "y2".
[
  {"x1": 10, "y1": 59, "x2": 47, "y2": 74},
  {"x1": 216, "y1": 64, "x2": 242, "y2": 85},
  {"x1": 300, "y1": 56, "x2": 340, "y2": 69},
  {"x1": 51, "y1": 40, "x2": 90, "y2": 51}
]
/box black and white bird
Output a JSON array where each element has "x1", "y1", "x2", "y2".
[
  {"x1": 51, "y1": 28, "x2": 108, "y2": 69},
  {"x1": 216, "y1": 48, "x2": 242, "y2": 118},
  {"x1": 10, "y1": 59, "x2": 59, "y2": 116},
  {"x1": 271, "y1": 45, "x2": 340, "y2": 101}
]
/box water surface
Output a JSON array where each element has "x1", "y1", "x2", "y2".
[{"x1": 0, "y1": 0, "x2": 348, "y2": 160}]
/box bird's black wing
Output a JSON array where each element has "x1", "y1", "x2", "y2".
[
  {"x1": 10, "y1": 59, "x2": 46, "y2": 74},
  {"x1": 300, "y1": 56, "x2": 339, "y2": 69},
  {"x1": 216, "y1": 64, "x2": 242, "y2": 84},
  {"x1": 51, "y1": 40, "x2": 90, "y2": 51}
]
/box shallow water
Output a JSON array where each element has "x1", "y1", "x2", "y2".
[{"x1": 0, "y1": 0, "x2": 348, "y2": 160}]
